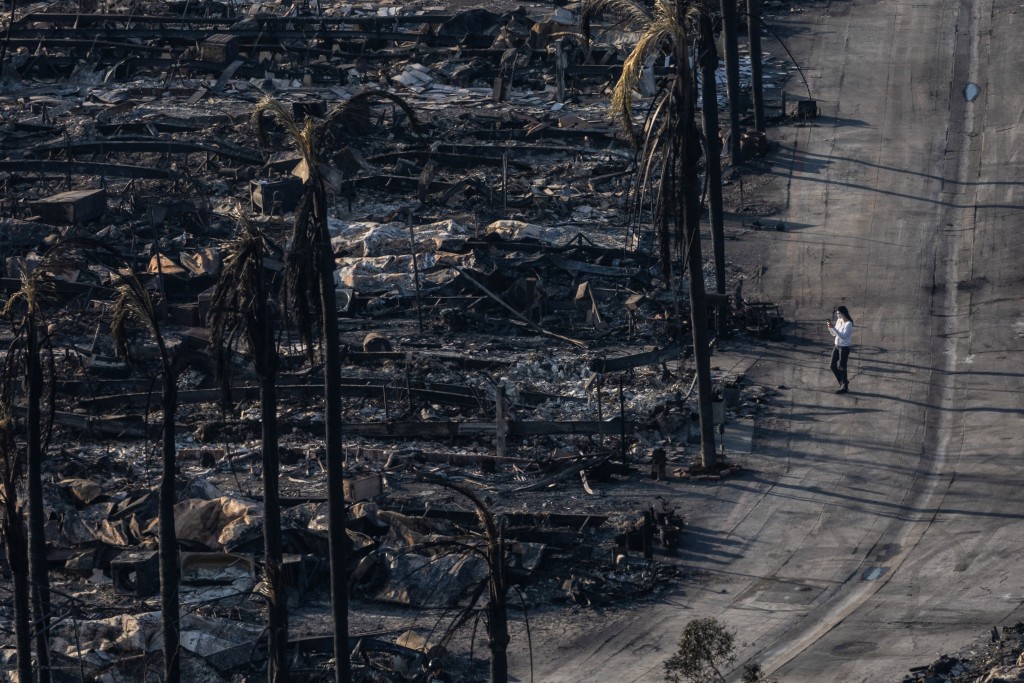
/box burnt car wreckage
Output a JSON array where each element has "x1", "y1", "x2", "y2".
[{"x1": 0, "y1": 0, "x2": 798, "y2": 680}]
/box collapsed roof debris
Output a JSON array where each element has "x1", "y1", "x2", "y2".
[{"x1": 0, "y1": 0, "x2": 799, "y2": 680}]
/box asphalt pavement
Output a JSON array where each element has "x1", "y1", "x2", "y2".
[{"x1": 523, "y1": 0, "x2": 1024, "y2": 679}]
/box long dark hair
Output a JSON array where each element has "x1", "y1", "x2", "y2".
[{"x1": 835, "y1": 305, "x2": 853, "y2": 324}]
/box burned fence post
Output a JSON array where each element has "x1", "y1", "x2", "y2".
[
  {"x1": 618, "y1": 376, "x2": 627, "y2": 462},
  {"x1": 501, "y1": 151, "x2": 509, "y2": 216},
  {"x1": 524, "y1": 277, "x2": 538, "y2": 322},
  {"x1": 408, "y1": 220, "x2": 424, "y2": 333},
  {"x1": 490, "y1": 384, "x2": 509, "y2": 473},
  {"x1": 642, "y1": 509, "x2": 654, "y2": 560},
  {"x1": 555, "y1": 38, "x2": 567, "y2": 103}
]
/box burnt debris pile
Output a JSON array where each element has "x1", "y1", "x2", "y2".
[{"x1": 0, "y1": 0, "x2": 794, "y2": 680}]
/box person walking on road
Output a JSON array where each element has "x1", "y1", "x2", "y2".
[{"x1": 827, "y1": 305, "x2": 854, "y2": 393}]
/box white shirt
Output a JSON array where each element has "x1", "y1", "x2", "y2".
[{"x1": 830, "y1": 318, "x2": 853, "y2": 347}]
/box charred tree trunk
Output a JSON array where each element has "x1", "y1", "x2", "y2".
[
  {"x1": 5, "y1": 514, "x2": 32, "y2": 683},
  {"x1": 699, "y1": 13, "x2": 728, "y2": 327},
  {"x1": 314, "y1": 184, "x2": 350, "y2": 683},
  {"x1": 1, "y1": 419, "x2": 33, "y2": 683},
  {"x1": 488, "y1": 531, "x2": 510, "y2": 683},
  {"x1": 26, "y1": 322, "x2": 52, "y2": 683},
  {"x1": 260, "y1": 320, "x2": 288, "y2": 683},
  {"x1": 719, "y1": 0, "x2": 743, "y2": 160},
  {"x1": 0, "y1": 0, "x2": 17, "y2": 80},
  {"x1": 425, "y1": 476, "x2": 510, "y2": 683},
  {"x1": 207, "y1": 217, "x2": 288, "y2": 682},
  {"x1": 747, "y1": 0, "x2": 766, "y2": 132},
  {"x1": 159, "y1": 365, "x2": 181, "y2": 683},
  {"x1": 675, "y1": 5, "x2": 718, "y2": 471}
]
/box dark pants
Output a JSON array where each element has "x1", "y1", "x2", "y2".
[{"x1": 830, "y1": 346, "x2": 851, "y2": 386}]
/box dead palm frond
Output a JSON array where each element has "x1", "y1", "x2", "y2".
[
  {"x1": 108, "y1": 265, "x2": 182, "y2": 683},
  {"x1": 249, "y1": 97, "x2": 325, "y2": 357},
  {"x1": 2, "y1": 262, "x2": 59, "y2": 321},
  {"x1": 110, "y1": 270, "x2": 166, "y2": 365},
  {"x1": 251, "y1": 91, "x2": 419, "y2": 358},
  {"x1": 251, "y1": 90, "x2": 421, "y2": 168},
  {"x1": 582, "y1": 0, "x2": 654, "y2": 27},
  {"x1": 206, "y1": 210, "x2": 290, "y2": 682},
  {"x1": 251, "y1": 90, "x2": 410, "y2": 683},
  {"x1": 592, "y1": 0, "x2": 702, "y2": 147},
  {"x1": 590, "y1": 0, "x2": 706, "y2": 276},
  {"x1": 0, "y1": 248, "x2": 78, "y2": 683},
  {"x1": 1, "y1": 272, "x2": 59, "y2": 454},
  {"x1": 317, "y1": 89, "x2": 422, "y2": 143},
  {"x1": 207, "y1": 211, "x2": 282, "y2": 383},
  {"x1": 596, "y1": 0, "x2": 719, "y2": 470}
]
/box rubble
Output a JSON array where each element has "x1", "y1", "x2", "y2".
[
  {"x1": 903, "y1": 624, "x2": 1024, "y2": 683},
  {"x1": 0, "y1": 0, "x2": 802, "y2": 680}
]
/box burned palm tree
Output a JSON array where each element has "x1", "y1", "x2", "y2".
[
  {"x1": 110, "y1": 269, "x2": 181, "y2": 683},
  {"x1": 696, "y1": 9, "x2": 728, "y2": 325},
  {"x1": 420, "y1": 475, "x2": 511, "y2": 683},
  {"x1": 2, "y1": 264, "x2": 60, "y2": 683},
  {"x1": 251, "y1": 90, "x2": 420, "y2": 683},
  {"x1": 0, "y1": 392, "x2": 32, "y2": 683},
  {"x1": 719, "y1": 0, "x2": 743, "y2": 160},
  {"x1": 207, "y1": 214, "x2": 288, "y2": 682},
  {"x1": 588, "y1": 0, "x2": 719, "y2": 469},
  {"x1": 746, "y1": 0, "x2": 765, "y2": 133},
  {"x1": 589, "y1": 0, "x2": 733, "y2": 335}
]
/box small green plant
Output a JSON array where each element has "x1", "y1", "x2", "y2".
[{"x1": 663, "y1": 617, "x2": 736, "y2": 683}]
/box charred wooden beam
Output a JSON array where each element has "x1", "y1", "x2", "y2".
[
  {"x1": 383, "y1": 505, "x2": 606, "y2": 529},
  {"x1": 76, "y1": 379, "x2": 577, "y2": 411},
  {"x1": 17, "y1": 12, "x2": 455, "y2": 28},
  {"x1": 589, "y1": 346, "x2": 681, "y2": 373},
  {"x1": 0, "y1": 160, "x2": 179, "y2": 179},
  {"x1": 195, "y1": 418, "x2": 632, "y2": 441},
  {"x1": 26, "y1": 139, "x2": 262, "y2": 165},
  {"x1": 343, "y1": 350, "x2": 512, "y2": 369},
  {"x1": 546, "y1": 255, "x2": 629, "y2": 277},
  {"x1": 7, "y1": 24, "x2": 479, "y2": 48},
  {"x1": 11, "y1": 407, "x2": 149, "y2": 438},
  {"x1": 339, "y1": 418, "x2": 632, "y2": 439},
  {"x1": 367, "y1": 150, "x2": 533, "y2": 171}
]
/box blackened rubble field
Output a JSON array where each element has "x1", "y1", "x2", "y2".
[{"x1": 0, "y1": 0, "x2": 801, "y2": 680}]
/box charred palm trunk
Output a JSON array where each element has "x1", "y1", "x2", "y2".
[
  {"x1": 699, "y1": 13, "x2": 727, "y2": 327},
  {"x1": 160, "y1": 363, "x2": 181, "y2": 683},
  {"x1": 1, "y1": 418, "x2": 32, "y2": 683},
  {"x1": 259, "y1": 304, "x2": 288, "y2": 683},
  {"x1": 5, "y1": 512, "x2": 32, "y2": 683},
  {"x1": 674, "y1": 8, "x2": 718, "y2": 471},
  {"x1": 429, "y1": 477, "x2": 509, "y2": 683},
  {"x1": 719, "y1": 0, "x2": 743, "y2": 159},
  {"x1": 0, "y1": 0, "x2": 16, "y2": 79},
  {"x1": 488, "y1": 532, "x2": 510, "y2": 683},
  {"x1": 26, "y1": 322, "x2": 51, "y2": 683},
  {"x1": 747, "y1": 0, "x2": 766, "y2": 132},
  {"x1": 313, "y1": 183, "x2": 350, "y2": 683}
]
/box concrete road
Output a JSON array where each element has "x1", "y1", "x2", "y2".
[{"x1": 519, "y1": 0, "x2": 1024, "y2": 679}]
